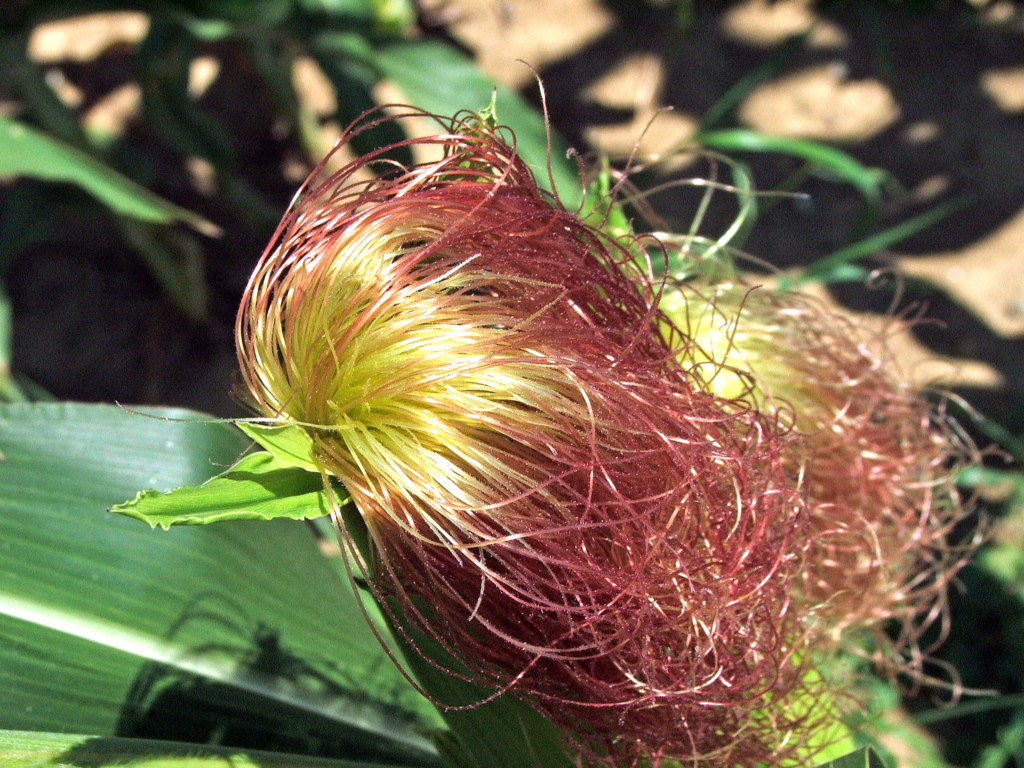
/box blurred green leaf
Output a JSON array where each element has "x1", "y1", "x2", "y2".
[
  {"x1": 842, "y1": 671, "x2": 954, "y2": 768},
  {"x1": 788, "y1": 197, "x2": 967, "y2": 288},
  {"x1": 112, "y1": 451, "x2": 335, "y2": 529},
  {"x1": 0, "y1": 116, "x2": 220, "y2": 237},
  {"x1": 974, "y1": 711, "x2": 1024, "y2": 768},
  {"x1": 699, "y1": 32, "x2": 807, "y2": 132},
  {"x1": 0, "y1": 402, "x2": 442, "y2": 765},
  {"x1": 248, "y1": 37, "x2": 335, "y2": 164},
  {"x1": 181, "y1": 0, "x2": 292, "y2": 25},
  {"x1": 580, "y1": 157, "x2": 633, "y2": 240},
  {"x1": 332, "y1": 36, "x2": 582, "y2": 206},
  {"x1": 0, "y1": 35, "x2": 214, "y2": 321},
  {"x1": 0, "y1": 286, "x2": 24, "y2": 403},
  {"x1": 137, "y1": 20, "x2": 237, "y2": 169},
  {"x1": 698, "y1": 153, "x2": 758, "y2": 258},
  {"x1": 0, "y1": 33, "x2": 87, "y2": 148},
  {"x1": 0, "y1": 729, "x2": 403, "y2": 768},
  {"x1": 117, "y1": 221, "x2": 211, "y2": 322},
  {"x1": 914, "y1": 694, "x2": 1024, "y2": 727},
  {"x1": 695, "y1": 129, "x2": 891, "y2": 203},
  {"x1": 9, "y1": 2, "x2": 280, "y2": 32},
  {"x1": 308, "y1": 43, "x2": 414, "y2": 166},
  {"x1": 299, "y1": 0, "x2": 416, "y2": 34},
  {"x1": 960, "y1": 410, "x2": 1024, "y2": 466}
]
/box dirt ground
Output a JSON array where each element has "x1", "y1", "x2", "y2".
[{"x1": 6, "y1": 0, "x2": 1024, "y2": 433}]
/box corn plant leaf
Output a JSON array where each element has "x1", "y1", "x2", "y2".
[
  {"x1": 0, "y1": 287, "x2": 22, "y2": 403},
  {"x1": 0, "y1": 116, "x2": 219, "y2": 236},
  {"x1": 137, "y1": 20, "x2": 237, "y2": 169},
  {"x1": 110, "y1": 419, "x2": 577, "y2": 768},
  {"x1": 0, "y1": 729, "x2": 403, "y2": 768},
  {"x1": 112, "y1": 450, "x2": 335, "y2": 528},
  {"x1": 0, "y1": 402, "x2": 443, "y2": 765}
]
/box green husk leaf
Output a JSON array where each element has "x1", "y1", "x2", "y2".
[
  {"x1": 112, "y1": 451, "x2": 335, "y2": 529},
  {"x1": 236, "y1": 421, "x2": 321, "y2": 472},
  {"x1": 0, "y1": 116, "x2": 219, "y2": 236},
  {"x1": 394, "y1": 633, "x2": 575, "y2": 768},
  {"x1": 812, "y1": 746, "x2": 889, "y2": 768},
  {"x1": 334, "y1": 507, "x2": 575, "y2": 768}
]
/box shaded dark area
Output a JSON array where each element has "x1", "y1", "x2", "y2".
[
  {"x1": 536, "y1": 0, "x2": 1024, "y2": 254},
  {"x1": 112, "y1": 624, "x2": 438, "y2": 766},
  {"x1": 2, "y1": 32, "x2": 292, "y2": 413},
  {"x1": 912, "y1": 560, "x2": 1024, "y2": 764}
]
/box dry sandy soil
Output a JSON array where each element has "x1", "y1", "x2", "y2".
[{"x1": 6, "y1": 0, "x2": 1024, "y2": 434}]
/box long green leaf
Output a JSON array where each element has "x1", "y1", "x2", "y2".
[
  {"x1": 0, "y1": 729, "x2": 403, "y2": 768},
  {"x1": 0, "y1": 116, "x2": 219, "y2": 236},
  {"x1": 695, "y1": 129, "x2": 890, "y2": 203},
  {"x1": 112, "y1": 451, "x2": 335, "y2": 528},
  {"x1": 789, "y1": 197, "x2": 967, "y2": 288},
  {"x1": 0, "y1": 403, "x2": 442, "y2": 765},
  {"x1": 0, "y1": 287, "x2": 24, "y2": 403}
]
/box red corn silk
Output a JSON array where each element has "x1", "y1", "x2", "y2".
[{"x1": 237, "y1": 108, "x2": 821, "y2": 766}]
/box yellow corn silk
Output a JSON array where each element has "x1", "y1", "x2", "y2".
[{"x1": 659, "y1": 279, "x2": 974, "y2": 674}]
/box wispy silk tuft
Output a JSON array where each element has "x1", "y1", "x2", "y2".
[
  {"x1": 661, "y1": 281, "x2": 977, "y2": 678},
  {"x1": 237, "y1": 107, "x2": 972, "y2": 766}
]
